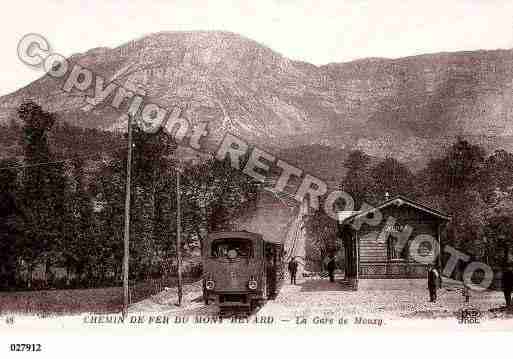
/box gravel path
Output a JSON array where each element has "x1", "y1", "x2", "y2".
[{"x1": 130, "y1": 277, "x2": 513, "y2": 323}]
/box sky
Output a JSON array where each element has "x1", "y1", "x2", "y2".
[{"x1": 2, "y1": 0, "x2": 513, "y2": 96}]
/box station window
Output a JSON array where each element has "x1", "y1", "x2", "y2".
[{"x1": 388, "y1": 237, "x2": 408, "y2": 261}]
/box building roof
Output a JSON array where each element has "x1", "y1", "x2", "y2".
[
  {"x1": 228, "y1": 189, "x2": 303, "y2": 244},
  {"x1": 339, "y1": 195, "x2": 451, "y2": 225}
]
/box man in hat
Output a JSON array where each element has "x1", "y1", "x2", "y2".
[
  {"x1": 427, "y1": 264, "x2": 440, "y2": 302},
  {"x1": 288, "y1": 257, "x2": 298, "y2": 285},
  {"x1": 502, "y1": 263, "x2": 513, "y2": 308},
  {"x1": 326, "y1": 255, "x2": 336, "y2": 283}
]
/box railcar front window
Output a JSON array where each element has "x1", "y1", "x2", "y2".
[{"x1": 211, "y1": 239, "x2": 253, "y2": 259}]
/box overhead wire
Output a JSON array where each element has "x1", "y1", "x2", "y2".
[{"x1": 0, "y1": 146, "x2": 128, "y2": 171}]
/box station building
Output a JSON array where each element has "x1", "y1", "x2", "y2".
[{"x1": 338, "y1": 195, "x2": 450, "y2": 289}]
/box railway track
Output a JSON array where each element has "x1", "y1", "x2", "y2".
[{"x1": 218, "y1": 300, "x2": 266, "y2": 317}]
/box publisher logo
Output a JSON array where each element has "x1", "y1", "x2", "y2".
[{"x1": 458, "y1": 307, "x2": 482, "y2": 325}]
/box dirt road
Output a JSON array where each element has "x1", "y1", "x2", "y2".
[{"x1": 129, "y1": 277, "x2": 512, "y2": 325}]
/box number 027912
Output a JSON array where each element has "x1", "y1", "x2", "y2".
[{"x1": 10, "y1": 344, "x2": 42, "y2": 352}]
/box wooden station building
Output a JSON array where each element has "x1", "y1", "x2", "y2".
[{"x1": 338, "y1": 195, "x2": 450, "y2": 289}]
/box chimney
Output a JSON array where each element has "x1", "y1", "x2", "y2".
[{"x1": 384, "y1": 192, "x2": 390, "y2": 201}]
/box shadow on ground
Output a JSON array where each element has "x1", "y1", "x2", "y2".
[
  {"x1": 299, "y1": 278, "x2": 355, "y2": 292},
  {"x1": 188, "y1": 294, "x2": 266, "y2": 318},
  {"x1": 401, "y1": 309, "x2": 455, "y2": 319},
  {"x1": 488, "y1": 306, "x2": 513, "y2": 319},
  {"x1": 403, "y1": 305, "x2": 513, "y2": 320}
]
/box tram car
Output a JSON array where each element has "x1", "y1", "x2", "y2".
[{"x1": 202, "y1": 230, "x2": 284, "y2": 310}]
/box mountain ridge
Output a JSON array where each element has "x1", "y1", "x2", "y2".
[{"x1": 1, "y1": 31, "x2": 513, "y2": 175}]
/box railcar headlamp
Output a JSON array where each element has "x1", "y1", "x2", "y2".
[
  {"x1": 248, "y1": 279, "x2": 258, "y2": 290},
  {"x1": 205, "y1": 279, "x2": 215, "y2": 290}
]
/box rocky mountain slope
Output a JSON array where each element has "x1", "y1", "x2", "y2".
[{"x1": 1, "y1": 31, "x2": 512, "y2": 176}]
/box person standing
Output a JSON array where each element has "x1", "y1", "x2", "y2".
[
  {"x1": 288, "y1": 257, "x2": 298, "y2": 285},
  {"x1": 427, "y1": 264, "x2": 440, "y2": 302},
  {"x1": 326, "y1": 256, "x2": 336, "y2": 283},
  {"x1": 502, "y1": 263, "x2": 513, "y2": 308}
]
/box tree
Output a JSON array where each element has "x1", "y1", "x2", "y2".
[
  {"x1": 483, "y1": 149, "x2": 513, "y2": 203},
  {"x1": 484, "y1": 215, "x2": 513, "y2": 267},
  {"x1": 18, "y1": 100, "x2": 66, "y2": 288},
  {"x1": 131, "y1": 125, "x2": 177, "y2": 279},
  {"x1": 483, "y1": 189, "x2": 513, "y2": 266},
  {"x1": 426, "y1": 138, "x2": 487, "y2": 196},
  {"x1": 369, "y1": 157, "x2": 416, "y2": 202},
  {"x1": 304, "y1": 209, "x2": 339, "y2": 271},
  {"x1": 90, "y1": 148, "x2": 131, "y2": 283},
  {"x1": 341, "y1": 150, "x2": 372, "y2": 208},
  {"x1": 0, "y1": 158, "x2": 21, "y2": 289},
  {"x1": 60, "y1": 157, "x2": 95, "y2": 286},
  {"x1": 89, "y1": 122, "x2": 180, "y2": 282},
  {"x1": 181, "y1": 156, "x2": 260, "y2": 252},
  {"x1": 422, "y1": 139, "x2": 489, "y2": 259}
]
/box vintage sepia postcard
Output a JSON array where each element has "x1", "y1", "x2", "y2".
[{"x1": 1, "y1": 0, "x2": 513, "y2": 356}]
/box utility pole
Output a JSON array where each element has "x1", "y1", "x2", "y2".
[
  {"x1": 176, "y1": 167, "x2": 183, "y2": 306},
  {"x1": 122, "y1": 114, "x2": 133, "y2": 318}
]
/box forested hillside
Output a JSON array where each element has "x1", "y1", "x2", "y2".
[
  {"x1": 2, "y1": 99, "x2": 513, "y2": 291},
  {"x1": 0, "y1": 101, "x2": 260, "y2": 290}
]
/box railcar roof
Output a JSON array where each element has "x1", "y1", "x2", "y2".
[
  {"x1": 207, "y1": 231, "x2": 263, "y2": 241},
  {"x1": 206, "y1": 230, "x2": 283, "y2": 245}
]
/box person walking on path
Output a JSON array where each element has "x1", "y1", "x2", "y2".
[
  {"x1": 427, "y1": 264, "x2": 440, "y2": 302},
  {"x1": 326, "y1": 256, "x2": 336, "y2": 283},
  {"x1": 502, "y1": 263, "x2": 513, "y2": 308},
  {"x1": 288, "y1": 257, "x2": 298, "y2": 285}
]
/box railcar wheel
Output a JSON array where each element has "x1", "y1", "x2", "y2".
[
  {"x1": 267, "y1": 277, "x2": 276, "y2": 299},
  {"x1": 266, "y1": 281, "x2": 272, "y2": 300},
  {"x1": 250, "y1": 299, "x2": 258, "y2": 312}
]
